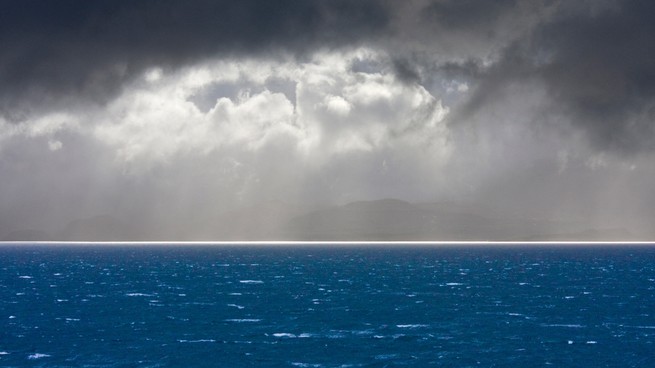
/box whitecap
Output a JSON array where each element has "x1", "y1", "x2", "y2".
[
  {"x1": 628, "y1": 325, "x2": 655, "y2": 329},
  {"x1": 0, "y1": 351, "x2": 9, "y2": 355},
  {"x1": 27, "y1": 353, "x2": 50, "y2": 360},
  {"x1": 239, "y1": 280, "x2": 264, "y2": 284},
  {"x1": 396, "y1": 324, "x2": 429, "y2": 328},
  {"x1": 273, "y1": 333, "x2": 296, "y2": 338},
  {"x1": 375, "y1": 354, "x2": 399, "y2": 360},
  {"x1": 541, "y1": 324, "x2": 585, "y2": 328},
  {"x1": 227, "y1": 304, "x2": 245, "y2": 309},
  {"x1": 224, "y1": 319, "x2": 261, "y2": 322},
  {"x1": 445, "y1": 283, "x2": 463, "y2": 286},
  {"x1": 125, "y1": 293, "x2": 155, "y2": 297},
  {"x1": 8, "y1": 316, "x2": 16, "y2": 319},
  {"x1": 178, "y1": 339, "x2": 216, "y2": 343},
  {"x1": 586, "y1": 341, "x2": 597, "y2": 344},
  {"x1": 19, "y1": 276, "x2": 32, "y2": 279}
]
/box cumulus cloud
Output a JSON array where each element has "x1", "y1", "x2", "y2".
[
  {"x1": 0, "y1": 48, "x2": 453, "y2": 233},
  {"x1": 91, "y1": 49, "x2": 449, "y2": 167}
]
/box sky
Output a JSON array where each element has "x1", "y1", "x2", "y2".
[{"x1": 1, "y1": 0, "x2": 655, "y2": 238}]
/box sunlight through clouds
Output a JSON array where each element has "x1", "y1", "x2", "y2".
[{"x1": 93, "y1": 48, "x2": 451, "y2": 174}]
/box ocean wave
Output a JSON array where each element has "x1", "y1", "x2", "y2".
[
  {"x1": 540, "y1": 324, "x2": 585, "y2": 328},
  {"x1": 125, "y1": 293, "x2": 155, "y2": 297},
  {"x1": 177, "y1": 339, "x2": 216, "y2": 343},
  {"x1": 27, "y1": 353, "x2": 50, "y2": 360},
  {"x1": 396, "y1": 324, "x2": 429, "y2": 328},
  {"x1": 273, "y1": 333, "x2": 296, "y2": 338}
]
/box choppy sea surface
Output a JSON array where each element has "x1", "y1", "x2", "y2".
[{"x1": 1, "y1": 244, "x2": 654, "y2": 367}]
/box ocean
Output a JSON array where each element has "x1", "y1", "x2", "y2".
[{"x1": 1, "y1": 243, "x2": 654, "y2": 367}]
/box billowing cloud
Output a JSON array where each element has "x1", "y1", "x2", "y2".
[
  {"x1": 0, "y1": 48, "x2": 452, "y2": 234},
  {"x1": 0, "y1": 0, "x2": 389, "y2": 120},
  {"x1": 442, "y1": 0, "x2": 655, "y2": 154}
]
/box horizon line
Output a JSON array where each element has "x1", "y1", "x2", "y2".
[{"x1": 1, "y1": 240, "x2": 654, "y2": 246}]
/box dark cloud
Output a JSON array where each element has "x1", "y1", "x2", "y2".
[
  {"x1": 0, "y1": 0, "x2": 390, "y2": 119},
  {"x1": 437, "y1": 60, "x2": 484, "y2": 80},
  {"x1": 422, "y1": 0, "x2": 519, "y2": 30},
  {"x1": 392, "y1": 58, "x2": 421, "y2": 84},
  {"x1": 534, "y1": 0, "x2": 655, "y2": 153},
  {"x1": 448, "y1": 0, "x2": 655, "y2": 154}
]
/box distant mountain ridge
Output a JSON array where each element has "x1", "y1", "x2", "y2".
[{"x1": 1, "y1": 199, "x2": 640, "y2": 242}]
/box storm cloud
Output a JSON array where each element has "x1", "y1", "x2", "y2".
[
  {"x1": 450, "y1": 0, "x2": 655, "y2": 153},
  {"x1": 0, "y1": 0, "x2": 389, "y2": 119},
  {"x1": 1, "y1": 0, "x2": 655, "y2": 239}
]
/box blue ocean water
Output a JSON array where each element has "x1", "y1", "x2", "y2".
[{"x1": 1, "y1": 244, "x2": 654, "y2": 367}]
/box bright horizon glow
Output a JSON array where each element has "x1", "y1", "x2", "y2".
[{"x1": 2, "y1": 241, "x2": 654, "y2": 247}]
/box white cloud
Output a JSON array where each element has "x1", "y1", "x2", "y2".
[
  {"x1": 208, "y1": 90, "x2": 297, "y2": 151},
  {"x1": 89, "y1": 48, "x2": 451, "y2": 177},
  {"x1": 144, "y1": 67, "x2": 163, "y2": 83},
  {"x1": 24, "y1": 113, "x2": 79, "y2": 138},
  {"x1": 322, "y1": 95, "x2": 352, "y2": 117},
  {"x1": 48, "y1": 140, "x2": 63, "y2": 151},
  {"x1": 0, "y1": 47, "x2": 456, "y2": 221}
]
